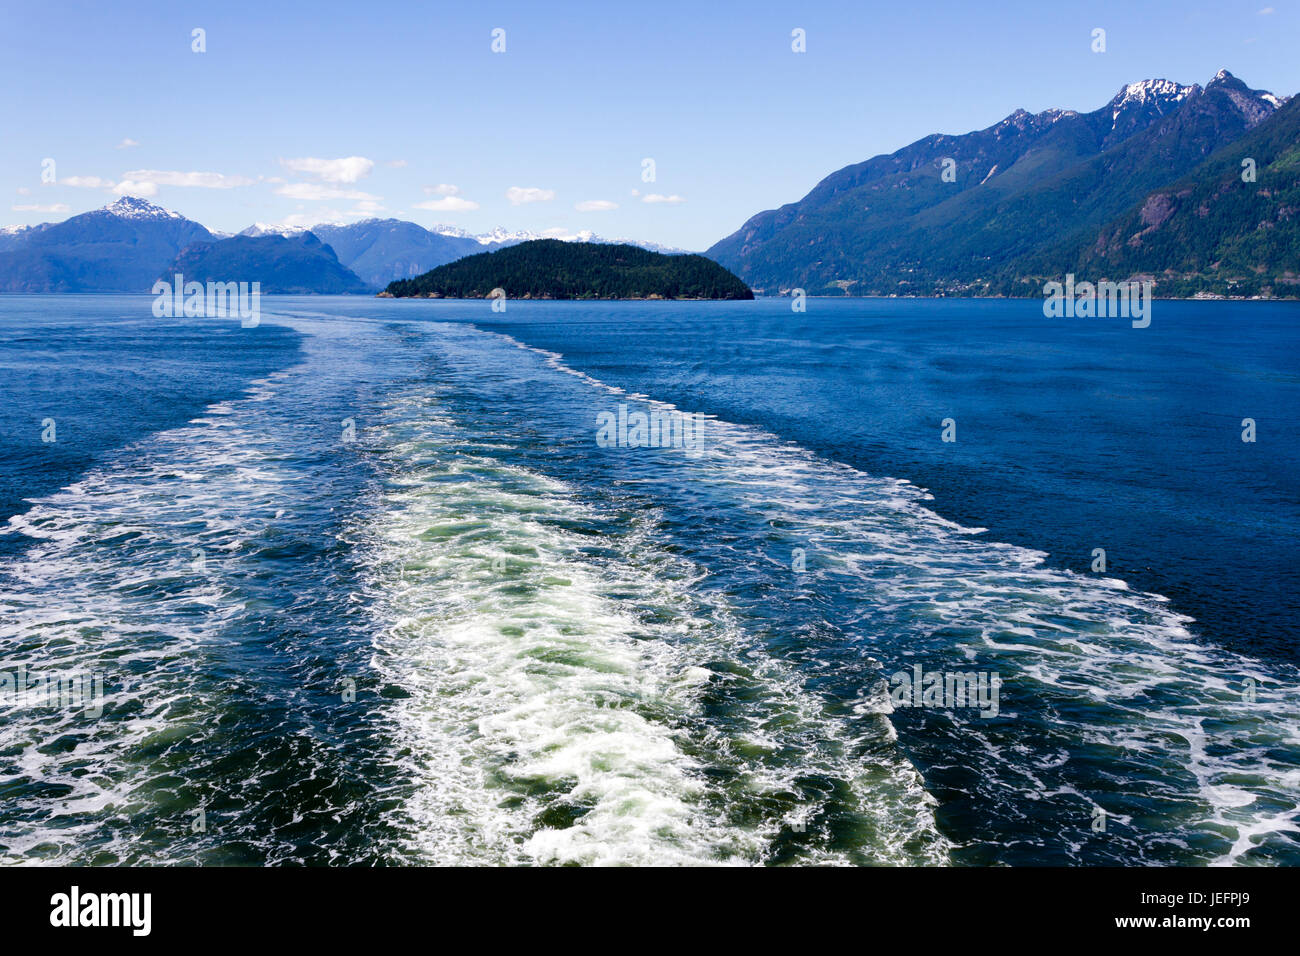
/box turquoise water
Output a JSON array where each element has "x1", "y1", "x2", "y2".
[{"x1": 0, "y1": 295, "x2": 1296, "y2": 865}]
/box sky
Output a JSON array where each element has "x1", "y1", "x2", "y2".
[{"x1": 1, "y1": 0, "x2": 1297, "y2": 250}]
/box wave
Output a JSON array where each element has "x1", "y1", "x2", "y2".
[
  {"x1": 0, "y1": 369, "x2": 311, "y2": 863},
  {"x1": 478, "y1": 326, "x2": 1300, "y2": 865},
  {"x1": 1, "y1": 306, "x2": 1295, "y2": 865},
  {"x1": 356, "y1": 386, "x2": 950, "y2": 865}
]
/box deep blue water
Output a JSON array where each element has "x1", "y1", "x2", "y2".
[
  {"x1": 0, "y1": 297, "x2": 302, "y2": 553},
  {"x1": 475, "y1": 298, "x2": 1300, "y2": 667},
  {"x1": 0, "y1": 294, "x2": 1296, "y2": 866}
]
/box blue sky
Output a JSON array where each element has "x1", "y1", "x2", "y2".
[{"x1": 1, "y1": 0, "x2": 1296, "y2": 249}]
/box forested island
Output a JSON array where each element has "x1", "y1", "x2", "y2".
[{"x1": 381, "y1": 239, "x2": 753, "y2": 300}]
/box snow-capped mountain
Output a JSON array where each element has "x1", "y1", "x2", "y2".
[
  {"x1": 226, "y1": 218, "x2": 693, "y2": 287},
  {"x1": 1109, "y1": 78, "x2": 1194, "y2": 119},
  {"x1": 431, "y1": 223, "x2": 690, "y2": 253},
  {"x1": 612, "y1": 237, "x2": 694, "y2": 255},
  {"x1": 102, "y1": 195, "x2": 188, "y2": 222},
  {"x1": 708, "y1": 69, "x2": 1290, "y2": 295},
  {"x1": 0, "y1": 223, "x2": 48, "y2": 253},
  {"x1": 306, "y1": 219, "x2": 482, "y2": 287},
  {"x1": 1204, "y1": 68, "x2": 1288, "y2": 127},
  {"x1": 429, "y1": 224, "x2": 526, "y2": 244},
  {"x1": 1102, "y1": 77, "x2": 1198, "y2": 144},
  {"x1": 239, "y1": 222, "x2": 311, "y2": 238},
  {"x1": 0, "y1": 197, "x2": 213, "y2": 292},
  {"x1": 237, "y1": 218, "x2": 691, "y2": 256},
  {"x1": 1104, "y1": 71, "x2": 1286, "y2": 140}
]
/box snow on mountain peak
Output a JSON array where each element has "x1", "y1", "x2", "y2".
[
  {"x1": 1104, "y1": 78, "x2": 1197, "y2": 133},
  {"x1": 1112, "y1": 78, "x2": 1193, "y2": 115},
  {"x1": 1203, "y1": 69, "x2": 1285, "y2": 126},
  {"x1": 104, "y1": 195, "x2": 184, "y2": 221},
  {"x1": 429, "y1": 223, "x2": 687, "y2": 252},
  {"x1": 1105, "y1": 72, "x2": 1281, "y2": 130},
  {"x1": 239, "y1": 222, "x2": 312, "y2": 238},
  {"x1": 430, "y1": 224, "x2": 590, "y2": 244},
  {"x1": 431, "y1": 224, "x2": 551, "y2": 245}
]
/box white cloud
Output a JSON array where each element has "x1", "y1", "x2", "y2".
[
  {"x1": 114, "y1": 180, "x2": 159, "y2": 197},
  {"x1": 506, "y1": 186, "x2": 556, "y2": 205},
  {"x1": 386, "y1": 159, "x2": 408, "y2": 168},
  {"x1": 1259, "y1": 7, "x2": 1275, "y2": 14},
  {"x1": 642, "y1": 193, "x2": 686, "y2": 205},
  {"x1": 123, "y1": 169, "x2": 253, "y2": 189},
  {"x1": 12, "y1": 203, "x2": 70, "y2": 213},
  {"x1": 280, "y1": 156, "x2": 375, "y2": 183},
  {"x1": 425, "y1": 183, "x2": 461, "y2": 196},
  {"x1": 575, "y1": 199, "x2": 618, "y2": 212},
  {"x1": 415, "y1": 196, "x2": 480, "y2": 212},
  {"x1": 16, "y1": 187, "x2": 30, "y2": 196},
  {"x1": 115, "y1": 138, "x2": 140, "y2": 149},
  {"x1": 276, "y1": 182, "x2": 380, "y2": 201},
  {"x1": 60, "y1": 176, "x2": 115, "y2": 188},
  {"x1": 354, "y1": 200, "x2": 385, "y2": 213}
]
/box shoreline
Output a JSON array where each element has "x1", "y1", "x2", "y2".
[{"x1": 0, "y1": 291, "x2": 1294, "y2": 302}]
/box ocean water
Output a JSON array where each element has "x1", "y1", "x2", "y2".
[{"x1": 0, "y1": 294, "x2": 1296, "y2": 866}]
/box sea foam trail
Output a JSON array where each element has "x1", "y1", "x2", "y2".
[
  {"x1": 474, "y1": 326, "x2": 1300, "y2": 865},
  {"x1": 4, "y1": 303, "x2": 1294, "y2": 866},
  {"x1": 0, "y1": 373, "x2": 311, "y2": 862},
  {"x1": 0, "y1": 310, "x2": 430, "y2": 865},
  {"x1": 358, "y1": 385, "x2": 950, "y2": 865},
  {"x1": 0, "y1": 310, "x2": 950, "y2": 866}
]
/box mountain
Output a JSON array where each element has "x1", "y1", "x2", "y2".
[
  {"x1": 307, "y1": 219, "x2": 483, "y2": 288},
  {"x1": 0, "y1": 197, "x2": 213, "y2": 292},
  {"x1": 239, "y1": 222, "x2": 310, "y2": 238},
  {"x1": 0, "y1": 199, "x2": 688, "y2": 295},
  {"x1": 383, "y1": 239, "x2": 752, "y2": 300},
  {"x1": 706, "y1": 71, "x2": 1290, "y2": 296},
  {"x1": 431, "y1": 224, "x2": 692, "y2": 254},
  {"x1": 0, "y1": 223, "x2": 52, "y2": 252},
  {"x1": 235, "y1": 220, "x2": 690, "y2": 288},
  {"x1": 1048, "y1": 92, "x2": 1300, "y2": 298},
  {"x1": 163, "y1": 232, "x2": 371, "y2": 294}
]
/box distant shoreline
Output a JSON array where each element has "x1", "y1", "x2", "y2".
[
  {"x1": 754, "y1": 293, "x2": 1300, "y2": 302},
  {"x1": 376, "y1": 292, "x2": 747, "y2": 301},
  {"x1": 1, "y1": 291, "x2": 1295, "y2": 302}
]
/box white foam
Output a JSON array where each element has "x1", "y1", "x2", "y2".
[
  {"x1": 358, "y1": 386, "x2": 950, "y2": 865},
  {"x1": 481, "y1": 325, "x2": 1300, "y2": 865}
]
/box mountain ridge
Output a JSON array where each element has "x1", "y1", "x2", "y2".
[
  {"x1": 0, "y1": 199, "x2": 690, "y2": 293},
  {"x1": 163, "y1": 232, "x2": 371, "y2": 295},
  {"x1": 0, "y1": 196, "x2": 214, "y2": 292},
  {"x1": 706, "y1": 69, "x2": 1295, "y2": 297}
]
